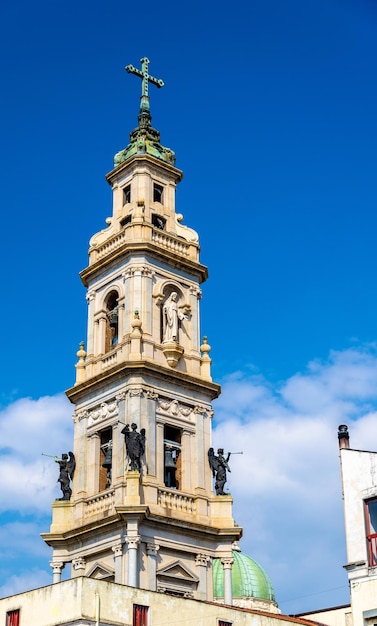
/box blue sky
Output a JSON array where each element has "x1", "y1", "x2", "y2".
[{"x1": 1, "y1": 0, "x2": 377, "y2": 615}]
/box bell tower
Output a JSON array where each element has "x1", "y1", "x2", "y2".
[{"x1": 42, "y1": 58, "x2": 241, "y2": 603}]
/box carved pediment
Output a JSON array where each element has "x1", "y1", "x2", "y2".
[
  {"x1": 86, "y1": 561, "x2": 115, "y2": 581},
  {"x1": 157, "y1": 560, "x2": 199, "y2": 584}
]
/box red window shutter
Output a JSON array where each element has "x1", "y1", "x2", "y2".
[
  {"x1": 7, "y1": 610, "x2": 20, "y2": 626},
  {"x1": 133, "y1": 604, "x2": 148, "y2": 626}
]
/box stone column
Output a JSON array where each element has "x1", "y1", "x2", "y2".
[
  {"x1": 221, "y1": 557, "x2": 234, "y2": 606},
  {"x1": 97, "y1": 312, "x2": 107, "y2": 355},
  {"x1": 118, "y1": 296, "x2": 125, "y2": 341},
  {"x1": 50, "y1": 561, "x2": 64, "y2": 584},
  {"x1": 195, "y1": 554, "x2": 209, "y2": 599},
  {"x1": 126, "y1": 536, "x2": 140, "y2": 587},
  {"x1": 156, "y1": 421, "x2": 164, "y2": 484},
  {"x1": 181, "y1": 429, "x2": 192, "y2": 491},
  {"x1": 112, "y1": 542, "x2": 124, "y2": 584},
  {"x1": 189, "y1": 286, "x2": 201, "y2": 352},
  {"x1": 86, "y1": 290, "x2": 96, "y2": 357},
  {"x1": 146, "y1": 543, "x2": 160, "y2": 591},
  {"x1": 87, "y1": 432, "x2": 100, "y2": 495},
  {"x1": 72, "y1": 557, "x2": 86, "y2": 578}
]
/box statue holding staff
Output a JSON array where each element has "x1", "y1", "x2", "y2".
[{"x1": 121, "y1": 423, "x2": 146, "y2": 472}]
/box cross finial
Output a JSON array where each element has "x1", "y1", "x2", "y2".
[{"x1": 126, "y1": 57, "x2": 164, "y2": 99}]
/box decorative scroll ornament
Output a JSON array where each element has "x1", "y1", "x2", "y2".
[
  {"x1": 157, "y1": 398, "x2": 195, "y2": 420},
  {"x1": 88, "y1": 400, "x2": 119, "y2": 426},
  {"x1": 76, "y1": 409, "x2": 89, "y2": 422},
  {"x1": 145, "y1": 390, "x2": 159, "y2": 400}
]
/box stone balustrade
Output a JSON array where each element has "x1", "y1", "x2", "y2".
[
  {"x1": 157, "y1": 488, "x2": 196, "y2": 514},
  {"x1": 85, "y1": 490, "x2": 115, "y2": 517}
]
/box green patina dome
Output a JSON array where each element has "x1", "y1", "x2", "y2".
[{"x1": 213, "y1": 551, "x2": 275, "y2": 602}]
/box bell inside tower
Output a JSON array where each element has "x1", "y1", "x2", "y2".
[{"x1": 164, "y1": 425, "x2": 181, "y2": 489}]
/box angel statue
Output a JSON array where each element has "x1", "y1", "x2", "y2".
[
  {"x1": 208, "y1": 447, "x2": 231, "y2": 495},
  {"x1": 55, "y1": 451, "x2": 76, "y2": 501},
  {"x1": 122, "y1": 423, "x2": 146, "y2": 472}
]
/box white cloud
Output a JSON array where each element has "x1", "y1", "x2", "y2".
[
  {"x1": 212, "y1": 346, "x2": 377, "y2": 612},
  {"x1": 0, "y1": 569, "x2": 51, "y2": 599},
  {"x1": 0, "y1": 394, "x2": 73, "y2": 512}
]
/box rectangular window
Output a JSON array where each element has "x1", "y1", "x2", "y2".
[
  {"x1": 365, "y1": 498, "x2": 377, "y2": 565},
  {"x1": 6, "y1": 610, "x2": 20, "y2": 626},
  {"x1": 133, "y1": 604, "x2": 148, "y2": 626},
  {"x1": 218, "y1": 621, "x2": 232, "y2": 626},
  {"x1": 153, "y1": 183, "x2": 163, "y2": 203},
  {"x1": 123, "y1": 185, "x2": 131, "y2": 204}
]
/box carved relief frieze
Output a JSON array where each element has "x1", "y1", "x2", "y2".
[
  {"x1": 87, "y1": 399, "x2": 119, "y2": 426},
  {"x1": 157, "y1": 397, "x2": 199, "y2": 421}
]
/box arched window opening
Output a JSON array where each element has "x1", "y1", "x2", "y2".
[
  {"x1": 105, "y1": 291, "x2": 119, "y2": 352},
  {"x1": 164, "y1": 425, "x2": 181, "y2": 489},
  {"x1": 99, "y1": 428, "x2": 112, "y2": 491}
]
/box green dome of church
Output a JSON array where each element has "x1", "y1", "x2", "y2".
[{"x1": 213, "y1": 551, "x2": 275, "y2": 602}]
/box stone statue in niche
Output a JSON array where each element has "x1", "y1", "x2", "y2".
[
  {"x1": 55, "y1": 452, "x2": 76, "y2": 500},
  {"x1": 163, "y1": 291, "x2": 187, "y2": 343},
  {"x1": 122, "y1": 423, "x2": 146, "y2": 471},
  {"x1": 208, "y1": 448, "x2": 231, "y2": 495}
]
